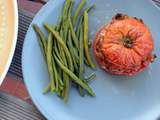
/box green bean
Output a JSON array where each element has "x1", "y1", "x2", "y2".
[
  {"x1": 53, "y1": 53, "x2": 95, "y2": 96},
  {"x1": 78, "y1": 73, "x2": 96, "y2": 96},
  {"x1": 68, "y1": 0, "x2": 74, "y2": 20},
  {"x1": 60, "y1": 49, "x2": 70, "y2": 102},
  {"x1": 78, "y1": 86, "x2": 85, "y2": 96},
  {"x1": 56, "y1": 29, "x2": 67, "y2": 66},
  {"x1": 57, "y1": 90, "x2": 63, "y2": 98},
  {"x1": 76, "y1": 3, "x2": 96, "y2": 41},
  {"x1": 43, "y1": 70, "x2": 65, "y2": 94},
  {"x1": 73, "y1": 0, "x2": 86, "y2": 26},
  {"x1": 75, "y1": 20, "x2": 90, "y2": 66},
  {"x1": 63, "y1": 73, "x2": 70, "y2": 102},
  {"x1": 58, "y1": 67, "x2": 62, "y2": 81},
  {"x1": 33, "y1": 25, "x2": 57, "y2": 93},
  {"x1": 67, "y1": 30, "x2": 78, "y2": 71},
  {"x1": 59, "y1": 28, "x2": 71, "y2": 102},
  {"x1": 79, "y1": 26, "x2": 84, "y2": 74},
  {"x1": 63, "y1": 0, "x2": 71, "y2": 20},
  {"x1": 72, "y1": 46, "x2": 79, "y2": 63},
  {"x1": 52, "y1": 56, "x2": 59, "y2": 92},
  {"x1": 51, "y1": 35, "x2": 59, "y2": 93},
  {"x1": 56, "y1": 16, "x2": 63, "y2": 32},
  {"x1": 76, "y1": 3, "x2": 96, "y2": 37},
  {"x1": 76, "y1": 25, "x2": 81, "y2": 38},
  {"x1": 62, "y1": 0, "x2": 73, "y2": 42},
  {"x1": 56, "y1": 50, "x2": 70, "y2": 102},
  {"x1": 73, "y1": 47, "x2": 79, "y2": 61},
  {"x1": 56, "y1": 27, "x2": 71, "y2": 102},
  {"x1": 67, "y1": 2, "x2": 79, "y2": 49},
  {"x1": 72, "y1": 57, "x2": 78, "y2": 72},
  {"x1": 34, "y1": 0, "x2": 97, "y2": 101},
  {"x1": 53, "y1": 44, "x2": 62, "y2": 88},
  {"x1": 57, "y1": 76, "x2": 64, "y2": 92},
  {"x1": 85, "y1": 73, "x2": 96, "y2": 82},
  {"x1": 54, "y1": 45, "x2": 63, "y2": 62},
  {"x1": 33, "y1": 24, "x2": 47, "y2": 58},
  {"x1": 83, "y1": 11, "x2": 96, "y2": 68},
  {"x1": 75, "y1": 3, "x2": 96, "y2": 44},
  {"x1": 58, "y1": 74, "x2": 64, "y2": 87},
  {"x1": 86, "y1": 4, "x2": 96, "y2": 13},
  {"x1": 44, "y1": 23, "x2": 74, "y2": 72},
  {"x1": 58, "y1": 65, "x2": 62, "y2": 76},
  {"x1": 62, "y1": 21, "x2": 69, "y2": 43},
  {"x1": 43, "y1": 83, "x2": 51, "y2": 94},
  {"x1": 76, "y1": 16, "x2": 83, "y2": 36},
  {"x1": 59, "y1": 85, "x2": 64, "y2": 91},
  {"x1": 53, "y1": 26, "x2": 60, "y2": 57},
  {"x1": 68, "y1": 18, "x2": 79, "y2": 50},
  {"x1": 57, "y1": 83, "x2": 64, "y2": 98},
  {"x1": 78, "y1": 23, "x2": 90, "y2": 66},
  {"x1": 76, "y1": 4, "x2": 96, "y2": 36},
  {"x1": 57, "y1": 42, "x2": 70, "y2": 102},
  {"x1": 59, "y1": 48, "x2": 70, "y2": 102},
  {"x1": 78, "y1": 25, "x2": 85, "y2": 96},
  {"x1": 57, "y1": 67, "x2": 65, "y2": 97},
  {"x1": 47, "y1": 33, "x2": 55, "y2": 92}
]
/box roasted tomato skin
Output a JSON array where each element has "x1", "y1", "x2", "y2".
[{"x1": 93, "y1": 13, "x2": 155, "y2": 76}]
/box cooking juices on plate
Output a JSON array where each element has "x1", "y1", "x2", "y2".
[
  {"x1": 33, "y1": 0, "x2": 156, "y2": 102},
  {"x1": 33, "y1": 0, "x2": 96, "y2": 102},
  {"x1": 93, "y1": 13, "x2": 156, "y2": 76}
]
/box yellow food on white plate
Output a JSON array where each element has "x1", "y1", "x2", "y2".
[{"x1": 0, "y1": 0, "x2": 18, "y2": 85}]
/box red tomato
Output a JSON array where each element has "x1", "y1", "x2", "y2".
[{"x1": 93, "y1": 13, "x2": 155, "y2": 76}]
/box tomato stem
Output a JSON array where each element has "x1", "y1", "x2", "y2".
[{"x1": 123, "y1": 37, "x2": 133, "y2": 48}]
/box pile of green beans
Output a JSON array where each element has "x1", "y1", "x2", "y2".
[{"x1": 33, "y1": 0, "x2": 96, "y2": 102}]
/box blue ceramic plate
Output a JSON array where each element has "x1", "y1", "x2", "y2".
[{"x1": 22, "y1": 0, "x2": 160, "y2": 120}]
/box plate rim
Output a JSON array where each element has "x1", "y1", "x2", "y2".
[
  {"x1": 22, "y1": 0, "x2": 160, "y2": 120},
  {"x1": 0, "y1": 0, "x2": 18, "y2": 85}
]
